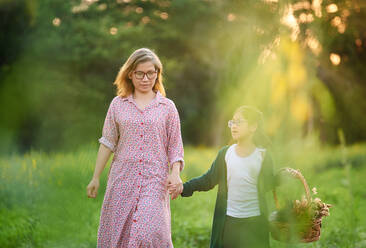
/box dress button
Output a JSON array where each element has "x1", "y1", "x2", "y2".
[
  {"x1": 139, "y1": 159, "x2": 142, "y2": 162},
  {"x1": 140, "y1": 135, "x2": 143, "y2": 138},
  {"x1": 141, "y1": 122, "x2": 144, "y2": 125},
  {"x1": 139, "y1": 172, "x2": 141, "y2": 175},
  {"x1": 133, "y1": 219, "x2": 137, "y2": 223}
]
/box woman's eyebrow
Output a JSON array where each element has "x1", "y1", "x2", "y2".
[{"x1": 135, "y1": 69, "x2": 156, "y2": 72}]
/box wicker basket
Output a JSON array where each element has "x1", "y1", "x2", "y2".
[{"x1": 269, "y1": 168, "x2": 323, "y2": 243}]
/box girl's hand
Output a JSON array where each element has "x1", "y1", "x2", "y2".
[
  {"x1": 167, "y1": 173, "x2": 183, "y2": 200},
  {"x1": 86, "y1": 178, "x2": 100, "y2": 198}
]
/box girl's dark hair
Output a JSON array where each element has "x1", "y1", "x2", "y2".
[{"x1": 229, "y1": 105, "x2": 272, "y2": 148}]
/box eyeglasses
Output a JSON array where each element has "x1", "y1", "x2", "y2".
[
  {"x1": 133, "y1": 70, "x2": 157, "y2": 80},
  {"x1": 228, "y1": 119, "x2": 247, "y2": 128}
]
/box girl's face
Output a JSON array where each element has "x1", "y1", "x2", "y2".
[
  {"x1": 229, "y1": 112, "x2": 257, "y2": 141},
  {"x1": 129, "y1": 61, "x2": 157, "y2": 94}
]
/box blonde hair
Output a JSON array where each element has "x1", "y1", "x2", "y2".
[{"x1": 113, "y1": 48, "x2": 166, "y2": 97}]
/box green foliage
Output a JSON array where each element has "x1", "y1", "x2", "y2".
[
  {"x1": 1, "y1": 142, "x2": 366, "y2": 247},
  {"x1": 1, "y1": 0, "x2": 366, "y2": 154},
  {"x1": 0, "y1": 208, "x2": 40, "y2": 248}
]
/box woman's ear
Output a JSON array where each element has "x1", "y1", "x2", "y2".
[{"x1": 128, "y1": 71, "x2": 133, "y2": 79}]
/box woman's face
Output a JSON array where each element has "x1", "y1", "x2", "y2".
[
  {"x1": 229, "y1": 112, "x2": 257, "y2": 141},
  {"x1": 129, "y1": 61, "x2": 157, "y2": 94}
]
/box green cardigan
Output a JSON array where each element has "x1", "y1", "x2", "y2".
[{"x1": 181, "y1": 145, "x2": 277, "y2": 248}]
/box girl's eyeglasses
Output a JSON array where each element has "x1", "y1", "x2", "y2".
[
  {"x1": 228, "y1": 119, "x2": 247, "y2": 128},
  {"x1": 134, "y1": 70, "x2": 157, "y2": 80}
]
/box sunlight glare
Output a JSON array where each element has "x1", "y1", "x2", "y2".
[
  {"x1": 52, "y1": 18, "x2": 61, "y2": 26},
  {"x1": 326, "y1": 4, "x2": 338, "y2": 13},
  {"x1": 330, "y1": 53, "x2": 341, "y2": 65}
]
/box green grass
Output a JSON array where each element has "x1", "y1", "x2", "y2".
[{"x1": 1, "y1": 143, "x2": 366, "y2": 247}]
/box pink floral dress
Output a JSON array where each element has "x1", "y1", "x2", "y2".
[{"x1": 97, "y1": 91, "x2": 184, "y2": 248}]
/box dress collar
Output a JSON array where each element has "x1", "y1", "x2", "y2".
[{"x1": 121, "y1": 91, "x2": 166, "y2": 105}]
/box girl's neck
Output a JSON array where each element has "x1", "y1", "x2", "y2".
[{"x1": 235, "y1": 138, "x2": 256, "y2": 156}]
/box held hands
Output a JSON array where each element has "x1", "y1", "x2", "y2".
[
  {"x1": 86, "y1": 178, "x2": 100, "y2": 198},
  {"x1": 167, "y1": 173, "x2": 183, "y2": 200},
  {"x1": 167, "y1": 162, "x2": 183, "y2": 200},
  {"x1": 87, "y1": 164, "x2": 184, "y2": 199}
]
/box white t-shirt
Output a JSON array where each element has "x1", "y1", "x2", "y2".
[{"x1": 225, "y1": 144, "x2": 265, "y2": 218}]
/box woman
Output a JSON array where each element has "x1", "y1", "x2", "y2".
[{"x1": 86, "y1": 48, "x2": 184, "y2": 248}]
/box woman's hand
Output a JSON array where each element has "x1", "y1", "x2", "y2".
[
  {"x1": 167, "y1": 173, "x2": 183, "y2": 200},
  {"x1": 86, "y1": 178, "x2": 100, "y2": 198},
  {"x1": 167, "y1": 162, "x2": 183, "y2": 200},
  {"x1": 87, "y1": 144, "x2": 112, "y2": 198}
]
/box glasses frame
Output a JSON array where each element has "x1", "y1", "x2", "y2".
[
  {"x1": 228, "y1": 119, "x2": 248, "y2": 128},
  {"x1": 133, "y1": 70, "x2": 158, "y2": 80}
]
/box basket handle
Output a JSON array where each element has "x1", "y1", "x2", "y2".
[{"x1": 272, "y1": 167, "x2": 311, "y2": 210}]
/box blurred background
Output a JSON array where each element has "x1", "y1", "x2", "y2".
[
  {"x1": 1, "y1": 0, "x2": 365, "y2": 154},
  {"x1": 1, "y1": 0, "x2": 366, "y2": 247}
]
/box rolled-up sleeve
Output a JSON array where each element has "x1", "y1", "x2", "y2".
[
  {"x1": 166, "y1": 102, "x2": 184, "y2": 171},
  {"x1": 98, "y1": 98, "x2": 119, "y2": 152}
]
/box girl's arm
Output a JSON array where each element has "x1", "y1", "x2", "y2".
[
  {"x1": 86, "y1": 144, "x2": 112, "y2": 198},
  {"x1": 262, "y1": 151, "x2": 280, "y2": 192},
  {"x1": 181, "y1": 147, "x2": 226, "y2": 197}
]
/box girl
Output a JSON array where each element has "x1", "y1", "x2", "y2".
[
  {"x1": 179, "y1": 106, "x2": 277, "y2": 248},
  {"x1": 86, "y1": 48, "x2": 184, "y2": 248}
]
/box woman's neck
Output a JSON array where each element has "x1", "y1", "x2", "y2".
[{"x1": 133, "y1": 90, "x2": 155, "y2": 101}]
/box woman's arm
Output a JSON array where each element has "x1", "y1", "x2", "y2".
[
  {"x1": 86, "y1": 144, "x2": 112, "y2": 198},
  {"x1": 87, "y1": 98, "x2": 119, "y2": 198},
  {"x1": 98, "y1": 97, "x2": 120, "y2": 152},
  {"x1": 166, "y1": 101, "x2": 185, "y2": 199},
  {"x1": 166, "y1": 101, "x2": 184, "y2": 171},
  {"x1": 92, "y1": 144, "x2": 113, "y2": 180}
]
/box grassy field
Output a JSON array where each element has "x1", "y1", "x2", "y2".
[{"x1": 1, "y1": 141, "x2": 366, "y2": 247}]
